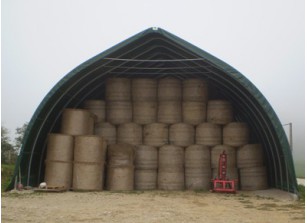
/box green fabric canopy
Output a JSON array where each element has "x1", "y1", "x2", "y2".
[{"x1": 9, "y1": 27, "x2": 297, "y2": 194}]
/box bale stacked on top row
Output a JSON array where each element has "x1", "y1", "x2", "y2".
[
  {"x1": 132, "y1": 78, "x2": 157, "y2": 124},
  {"x1": 158, "y1": 78, "x2": 182, "y2": 124},
  {"x1": 106, "y1": 78, "x2": 132, "y2": 125},
  {"x1": 182, "y1": 78, "x2": 207, "y2": 125},
  {"x1": 103, "y1": 77, "x2": 210, "y2": 126}
]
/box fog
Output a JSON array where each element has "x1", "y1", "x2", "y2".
[{"x1": 2, "y1": 0, "x2": 304, "y2": 173}]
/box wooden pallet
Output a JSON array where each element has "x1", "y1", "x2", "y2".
[{"x1": 34, "y1": 185, "x2": 67, "y2": 193}]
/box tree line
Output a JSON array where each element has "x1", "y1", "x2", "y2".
[{"x1": 1, "y1": 123, "x2": 28, "y2": 164}]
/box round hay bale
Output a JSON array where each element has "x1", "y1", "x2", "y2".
[
  {"x1": 94, "y1": 122, "x2": 116, "y2": 145},
  {"x1": 169, "y1": 123, "x2": 195, "y2": 147},
  {"x1": 133, "y1": 101, "x2": 157, "y2": 125},
  {"x1": 143, "y1": 123, "x2": 168, "y2": 147},
  {"x1": 182, "y1": 101, "x2": 206, "y2": 125},
  {"x1": 135, "y1": 145, "x2": 158, "y2": 170},
  {"x1": 237, "y1": 144, "x2": 264, "y2": 168},
  {"x1": 158, "y1": 77, "x2": 182, "y2": 101},
  {"x1": 105, "y1": 78, "x2": 131, "y2": 101},
  {"x1": 223, "y1": 122, "x2": 250, "y2": 147},
  {"x1": 196, "y1": 123, "x2": 222, "y2": 146},
  {"x1": 132, "y1": 78, "x2": 157, "y2": 101},
  {"x1": 182, "y1": 78, "x2": 208, "y2": 102},
  {"x1": 207, "y1": 100, "x2": 233, "y2": 125},
  {"x1": 117, "y1": 123, "x2": 142, "y2": 146}
]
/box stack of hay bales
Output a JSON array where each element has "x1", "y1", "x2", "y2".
[
  {"x1": 105, "y1": 78, "x2": 132, "y2": 125},
  {"x1": 134, "y1": 145, "x2": 158, "y2": 190},
  {"x1": 182, "y1": 78, "x2": 207, "y2": 125},
  {"x1": 104, "y1": 78, "x2": 136, "y2": 190},
  {"x1": 157, "y1": 77, "x2": 182, "y2": 124},
  {"x1": 132, "y1": 78, "x2": 157, "y2": 124},
  {"x1": 88, "y1": 98, "x2": 116, "y2": 146},
  {"x1": 44, "y1": 76, "x2": 268, "y2": 192},
  {"x1": 222, "y1": 121, "x2": 267, "y2": 190},
  {"x1": 44, "y1": 108, "x2": 107, "y2": 191},
  {"x1": 205, "y1": 100, "x2": 236, "y2": 186},
  {"x1": 106, "y1": 144, "x2": 134, "y2": 191},
  {"x1": 44, "y1": 133, "x2": 74, "y2": 190},
  {"x1": 158, "y1": 145, "x2": 185, "y2": 190},
  {"x1": 237, "y1": 144, "x2": 267, "y2": 190},
  {"x1": 181, "y1": 79, "x2": 211, "y2": 190},
  {"x1": 185, "y1": 145, "x2": 211, "y2": 190},
  {"x1": 206, "y1": 100, "x2": 268, "y2": 190},
  {"x1": 73, "y1": 135, "x2": 107, "y2": 191}
]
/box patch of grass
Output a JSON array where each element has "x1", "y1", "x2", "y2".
[
  {"x1": 298, "y1": 185, "x2": 305, "y2": 203},
  {"x1": 256, "y1": 207, "x2": 273, "y2": 211},
  {"x1": 1, "y1": 164, "x2": 15, "y2": 192},
  {"x1": 193, "y1": 189, "x2": 210, "y2": 194},
  {"x1": 292, "y1": 217, "x2": 305, "y2": 220},
  {"x1": 280, "y1": 203, "x2": 305, "y2": 210},
  {"x1": 244, "y1": 204, "x2": 255, "y2": 209},
  {"x1": 235, "y1": 193, "x2": 251, "y2": 202},
  {"x1": 238, "y1": 193, "x2": 250, "y2": 198},
  {"x1": 109, "y1": 190, "x2": 145, "y2": 195},
  {"x1": 239, "y1": 199, "x2": 253, "y2": 204},
  {"x1": 259, "y1": 203, "x2": 278, "y2": 208},
  {"x1": 256, "y1": 203, "x2": 280, "y2": 212},
  {"x1": 294, "y1": 160, "x2": 304, "y2": 178},
  {"x1": 255, "y1": 195, "x2": 275, "y2": 201},
  {"x1": 275, "y1": 208, "x2": 290, "y2": 211},
  {"x1": 2, "y1": 191, "x2": 43, "y2": 198}
]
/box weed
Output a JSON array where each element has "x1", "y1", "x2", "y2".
[
  {"x1": 244, "y1": 204, "x2": 255, "y2": 209},
  {"x1": 298, "y1": 185, "x2": 305, "y2": 203},
  {"x1": 1, "y1": 164, "x2": 15, "y2": 192},
  {"x1": 292, "y1": 217, "x2": 305, "y2": 220},
  {"x1": 239, "y1": 199, "x2": 253, "y2": 204},
  {"x1": 2, "y1": 191, "x2": 43, "y2": 198},
  {"x1": 259, "y1": 203, "x2": 278, "y2": 208},
  {"x1": 280, "y1": 203, "x2": 305, "y2": 210}
]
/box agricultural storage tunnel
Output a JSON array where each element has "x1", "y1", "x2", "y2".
[{"x1": 10, "y1": 27, "x2": 297, "y2": 194}]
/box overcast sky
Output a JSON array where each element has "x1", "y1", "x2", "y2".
[{"x1": 1, "y1": 0, "x2": 304, "y2": 162}]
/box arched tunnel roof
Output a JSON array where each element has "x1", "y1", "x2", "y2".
[{"x1": 10, "y1": 27, "x2": 297, "y2": 193}]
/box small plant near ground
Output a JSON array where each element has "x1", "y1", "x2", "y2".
[
  {"x1": 298, "y1": 184, "x2": 305, "y2": 203},
  {"x1": 1, "y1": 164, "x2": 15, "y2": 192}
]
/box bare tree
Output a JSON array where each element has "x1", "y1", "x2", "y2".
[
  {"x1": 1, "y1": 126, "x2": 16, "y2": 164},
  {"x1": 14, "y1": 122, "x2": 28, "y2": 153}
]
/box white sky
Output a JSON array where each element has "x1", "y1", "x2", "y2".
[{"x1": 1, "y1": 0, "x2": 305, "y2": 162}]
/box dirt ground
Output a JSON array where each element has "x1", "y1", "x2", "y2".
[{"x1": 1, "y1": 189, "x2": 304, "y2": 223}]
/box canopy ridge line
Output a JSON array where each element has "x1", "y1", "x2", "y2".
[
  {"x1": 102, "y1": 65, "x2": 210, "y2": 70},
  {"x1": 103, "y1": 57, "x2": 206, "y2": 62}
]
